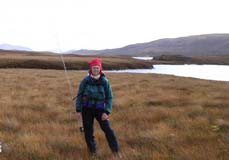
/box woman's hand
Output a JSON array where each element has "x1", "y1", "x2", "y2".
[
  {"x1": 101, "y1": 113, "x2": 109, "y2": 121},
  {"x1": 77, "y1": 112, "x2": 82, "y2": 120}
]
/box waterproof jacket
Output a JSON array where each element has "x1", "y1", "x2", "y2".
[{"x1": 76, "y1": 74, "x2": 113, "y2": 114}]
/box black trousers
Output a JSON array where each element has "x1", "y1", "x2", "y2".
[{"x1": 82, "y1": 107, "x2": 119, "y2": 153}]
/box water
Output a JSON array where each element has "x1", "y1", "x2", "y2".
[
  {"x1": 108, "y1": 64, "x2": 229, "y2": 82},
  {"x1": 132, "y1": 56, "x2": 154, "y2": 60}
]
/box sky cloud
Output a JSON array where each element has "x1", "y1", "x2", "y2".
[{"x1": 0, "y1": 0, "x2": 229, "y2": 51}]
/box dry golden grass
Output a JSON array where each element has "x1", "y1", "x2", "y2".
[{"x1": 0, "y1": 69, "x2": 229, "y2": 160}]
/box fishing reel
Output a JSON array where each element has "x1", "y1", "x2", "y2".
[{"x1": 80, "y1": 126, "x2": 84, "y2": 132}]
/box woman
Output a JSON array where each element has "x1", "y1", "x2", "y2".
[{"x1": 76, "y1": 58, "x2": 119, "y2": 155}]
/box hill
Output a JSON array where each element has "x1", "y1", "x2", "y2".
[
  {"x1": 68, "y1": 34, "x2": 229, "y2": 56},
  {"x1": 0, "y1": 44, "x2": 33, "y2": 51}
]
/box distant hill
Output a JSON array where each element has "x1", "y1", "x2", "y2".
[
  {"x1": 0, "y1": 44, "x2": 33, "y2": 51},
  {"x1": 67, "y1": 34, "x2": 229, "y2": 56},
  {"x1": 2, "y1": 34, "x2": 229, "y2": 56},
  {"x1": 66, "y1": 49, "x2": 100, "y2": 55}
]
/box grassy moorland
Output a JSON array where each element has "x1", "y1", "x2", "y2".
[
  {"x1": 0, "y1": 69, "x2": 229, "y2": 160},
  {"x1": 0, "y1": 50, "x2": 153, "y2": 70}
]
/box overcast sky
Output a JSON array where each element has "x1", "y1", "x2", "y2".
[{"x1": 0, "y1": 0, "x2": 229, "y2": 51}]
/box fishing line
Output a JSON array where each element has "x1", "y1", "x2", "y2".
[{"x1": 54, "y1": 32, "x2": 84, "y2": 132}]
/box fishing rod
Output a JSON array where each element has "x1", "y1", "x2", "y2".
[{"x1": 55, "y1": 34, "x2": 84, "y2": 133}]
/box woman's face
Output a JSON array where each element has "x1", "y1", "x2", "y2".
[{"x1": 91, "y1": 65, "x2": 101, "y2": 76}]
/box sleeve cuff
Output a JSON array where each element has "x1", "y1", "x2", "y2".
[
  {"x1": 105, "y1": 111, "x2": 110, "y2": 115},
  {"x1": 76, "y1": 109, "x2": 81, "y2": 112}
]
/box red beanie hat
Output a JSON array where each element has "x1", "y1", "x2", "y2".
[{"x1": 88, "y1": 58, "x2": 102, "y2": 70}]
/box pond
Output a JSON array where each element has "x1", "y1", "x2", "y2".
[{"x1": 108, "y1": 64, "x2": 229, "y2": 82}]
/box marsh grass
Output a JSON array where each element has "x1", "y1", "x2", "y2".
[
  {"x1": 0, "y1": 51, "x2": 152, "y2": 70},
  {"x1": 0, "y1": 69, "x2": 229, "y2": 159}
]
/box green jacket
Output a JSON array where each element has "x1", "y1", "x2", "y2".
[{"x1": 76, "y1": 74, "x2": 113, "y2": 114}]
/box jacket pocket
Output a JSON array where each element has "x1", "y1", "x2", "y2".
[{"x1": 82, "y1": 96, "x2": 88, "y2": 107}]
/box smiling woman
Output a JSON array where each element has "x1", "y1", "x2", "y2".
[{"x1": 75, "y1": 58, "x2": 120, "y2": 157}]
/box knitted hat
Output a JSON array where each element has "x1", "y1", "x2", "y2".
[{"x1": 88, "y1": 58, "x2": 102, "y2": 70}]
